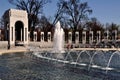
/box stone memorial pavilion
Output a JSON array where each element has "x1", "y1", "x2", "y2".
[{"x1": 4, "y1": 9, "x2": 28, "y2": 47}]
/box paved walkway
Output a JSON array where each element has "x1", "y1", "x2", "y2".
[
  {"x1": 0, "y1": 46, "x2": 28, "y2": 55},
  {"x1": 0, "y1": 46, "x2": 120, "y2": 55}
]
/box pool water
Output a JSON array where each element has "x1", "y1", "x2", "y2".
[{"x1": 0, "y1": 52, "x2": 120, "y2": 80}]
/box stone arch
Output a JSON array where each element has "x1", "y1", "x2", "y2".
[
  {"x1": 4, "y1": 9, "x2": 28, "y2": 47},
  {"x1": 15, "y1": 21, "x2": 24, "y2": 42}
]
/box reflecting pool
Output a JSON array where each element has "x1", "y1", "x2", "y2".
[{"x1": 0, "y1": 51, "x2": 120, "y2": 80}]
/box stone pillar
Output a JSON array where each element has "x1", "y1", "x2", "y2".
[
  {"x1": 41, "y1": 32, "x2": 44, "y2": 42},
  {"x1": 112, "y1": 30, "x2": 117, "y2": 41},
  {"x1": 68, "y1": 32, "x2": 72, "y2": 44},
  {"x1": 0, "y1": 29, "x2": 1, "y2": 35},
  {"x1": 10, "y1": 26, "x2": 14, "y2": 45},
  {"x1": 82, "y1": 31, "x2": 86, "y2": 44},
  {"x1": 0, "y1": 30, "x2": 1, "y2": 41},
  {"x1": 75, "y1": 32, "x2": 79, "y2": 44},
  {"x1": 89, "y1": 31, "x2": 93, "y2": 44},
  {"x1": 28, "y1": 32, "x2": 30, "y2": 41},
  {"x1": 104, "y1": 30, "x2": 109, "y2": 42},
  {"x1": 97, "y1": 31, "x2": 101, "y2": 43},
  {"x1": 104, "y1": 30, "x2": 109, "y2": 45},
  {"x1": 21, "y1": 28, "x2": 22, "y2": 41},
  {"x1": 48, "y1": 32, "x2": 51, "y2": 42},
  {"x1": 34, "y1": 32, "x2": 37, "y2": 41},
  {"x1": 24, "y1": 28, "x2": 28, "y2": 42}
]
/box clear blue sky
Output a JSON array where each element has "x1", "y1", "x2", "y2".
[{"x1": 0, "y1": 0, "x2": 120, "y2": 25}]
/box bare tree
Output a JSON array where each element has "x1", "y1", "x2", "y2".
[
  {"x1": 86, "y1": 17, "x2": 104, "y2": 40},
  {"x1": 52, "y1": 0, "x2": 66, "y2": 25},
  {"x1": 39, "y1": 16, "x2": 50, "y2": 30},
  {"x1": 86, "y1": 17, "x2": 104, "y2": 31},
  {"x1": 8, "y1": 0, "x2": 50, "y2": 40},
  {"x1": 53, "y1": 0, "x2": 92, "y2": 41},
  {"x1": 107, "y1": 23, "x2": 119, "y2": 31},
  {"x1": 8, "y1": 0, "x2": 50, "y2": 30},
  {"x1": 0, "y1": 17, "x2": 4, "y2": 29},
  {"x1": 54, "y1": 0, "x2": 92, "y2": 30}
]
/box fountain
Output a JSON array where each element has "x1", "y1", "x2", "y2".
[
  {"x1": 53, "y1": 21, "x2": 64, "y2": 53},
  {"x1": 1, "y1": 10, "x2": 120, "y2": 80},
  {"x1": 1, "y1": 49, "x2": 120, "y2": 80},
  {"x1": 1, "y1": 46, "x2": 120, "y2": 79},
  {"x1": 25, "y1": 21, "x2": 120, "y2": 79}
]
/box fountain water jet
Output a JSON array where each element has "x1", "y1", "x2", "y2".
[
  {"x1": 88, "y1": 50, "x2": 106, "y2": 71},
  {"x1": 53, "y1": 21, "x2": 65, "y2": 53},
  {"x1": 106, "y1": 51, "x2": 120, "y2": 74},
  {"x1": 75, "y1": 50, "x2": 91, "y2": 67}
]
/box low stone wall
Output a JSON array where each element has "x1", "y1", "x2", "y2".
[
  {"x1": 0, "y1": 41, "x2": 90, "y2": 49},
  {"x1": 28, "y1": 42, "x2": 76, "y2": 49},
  {"x1": 28, "y1": 42, "x2": 53, "y2": 48},
  {"x1": 0, "y1": 41, "x2": 8, "y2": 49}
]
